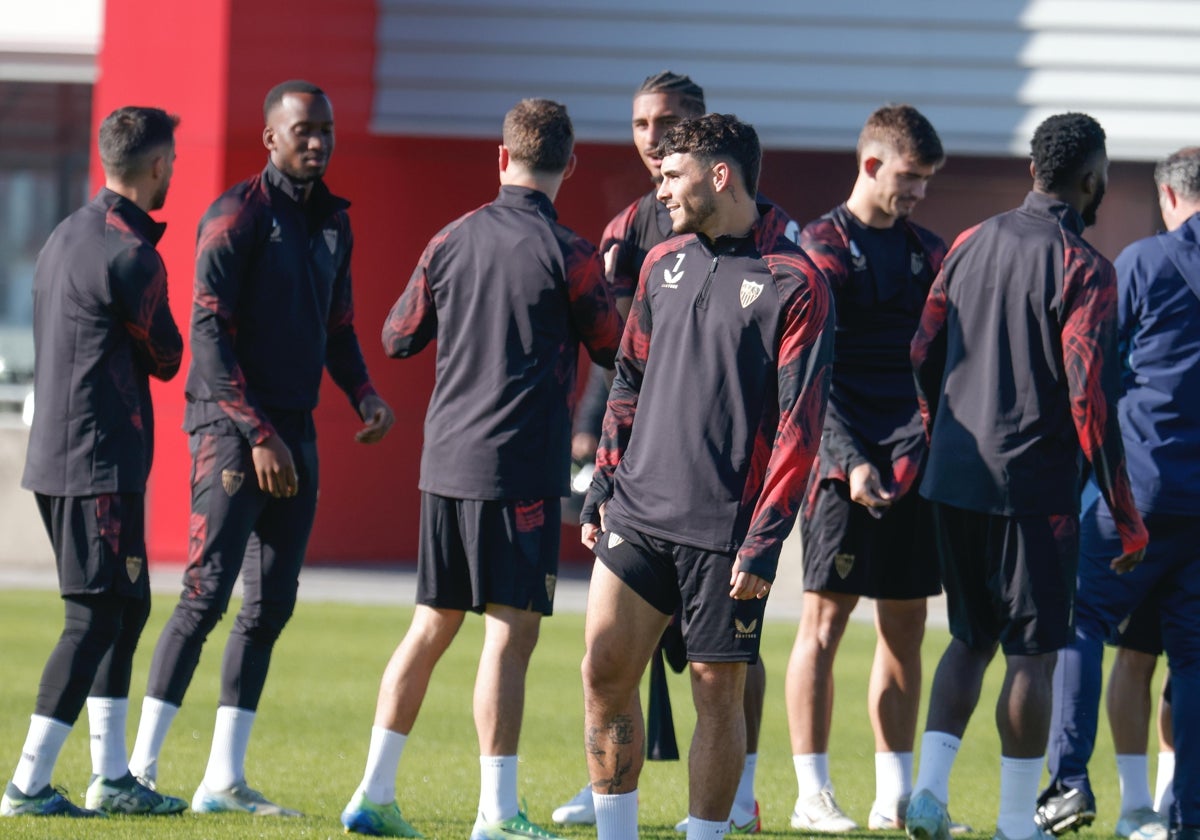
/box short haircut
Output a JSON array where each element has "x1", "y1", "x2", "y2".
[
  {"x1": 636, "y1": 71, "x2": 706, "y2": 117},
  {"x1": 857, "y1": 104, "x2": 944, "y2": 167},
  {"x1": 1030, "y1": 112, "x2": 1107, "y2": 192},
  {"x1": 1155, "y1": 147, "x2": 1200, "y2": 201},
  {"x1": 98, "y1": 107, "x2": 180, "y2": 180},
  {"x1": 502, "y1": 98, "x2": 574, "y2": 174},
  {"x1": 658, "y1": 113, "x2": 761, "y2": 196},
  {"x1": 263, "y1": 79, "x2": 326, "y2": 121}
]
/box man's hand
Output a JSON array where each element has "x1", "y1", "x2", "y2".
[
  {"x1": 252, "y1": 435, "x2": 297, "y2": 498},
  {"x1": 730, "y1": 555, "x2": 771, "y2": 600},
  {"x1": 581, "y1": 502, "x2": 608, "y2": 549},
  {"x1": 572, "y1": 432, "x2": 599, "y2": 463},
  {"x1": 849, "y1": 462, "x2": 893, "y2": 512},
  {"x1": 356, "y1": 394, "x2": 395, "y2": 444},
  {"x1": 603, "y1": 243, "x2": 619, "y2": 281},
  {"x1": 582, "y1": 523, "x2": 601, "y2": 550},
  {"x1": 1111, "y1": 546, "x2": 1146, "y2": 574}
]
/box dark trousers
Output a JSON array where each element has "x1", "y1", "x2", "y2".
[{"x1": 145, "y1": 430, "x2": 319, "y2": 710}]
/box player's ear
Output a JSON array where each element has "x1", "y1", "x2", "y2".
[
  {"x1": 711, "y1": 160, "x2": 730, "y2": 192},
  {"x1": 562, "y1": 153, "x2": 577, "y2": 181},
  {"x1": 263, "y1": 125, "x2": 275, "y2": 152},
  {"x1": 498, "y1": 144, "x2": 510, "y2": 175},
  {"x1": 863, "y1": 156, "x2": 883, "y2": 178}
]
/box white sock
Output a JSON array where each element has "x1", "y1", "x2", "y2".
[
  {"x1": 86, "y1": 696, "x2": 130, "y2": 781},
  {"x1": 478, "y1": 755, "x2": 518, "y2": 822},
  {"x1": 793, "y1": 753, "x2": 831, "y2": 799},
  {"x1": 914, "y1": 731, "x2": 960, "y2": 804},
  {"x1": 129, "y1": 696, "x2": 179, "y2": 782},
  {"x1": 361, "y1": 726, "x2": 407, "y2": 805},
  {"x1": 1154, "y1": 751, "x2": 1176, "y2": 814},
  {"x1": 734, "y1": 753, "x2": 757, "y2": 814},
  {"x1": 594, "y1": 790, "x2": 638, "y2": 840},
  {"x1": 1116, "y1": 753, "x2": 1153, "y2": 813},
  {"x1": 201, "y1": 706, "x2": 255, "y2": 791},
  {"x1": 996, "y1": 755, "x2": 1043, "y2": 840},
  {"x1": 687, "y1": 815, "x2": 729, "y2": 840},
  {"x1": 875, "y1": 751, "x2": 914, "y2": 816},
  {"x1": 11, "y1": 715, "x2": 72, "y2": 796}
]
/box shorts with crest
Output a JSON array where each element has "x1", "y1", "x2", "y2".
[
  {"x1": 36, "y1": 492, "x2": 150, "y2": 599},
  {"x1": 416, "y1": 492, "x2": 560, "y2": 615},
  {"x1": 593, "y1": 525, "x2": 766, "y2": 663}
]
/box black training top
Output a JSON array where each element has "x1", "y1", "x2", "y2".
[
  {"x1": 383, "y1": 185, "x2": 623, "y2": 500},
  {"x1": 912, "y1": 191, "x2": 1147, "y2": 555},
  {"x1": 23, "y1": 188, "x2": 183, "y2": 496},
  {"x1": 184, "y1": 162, "x2": 377, "y2": 444},
  {"x1": 584, "y1": 213, "x2": 834, "y2": 581}
]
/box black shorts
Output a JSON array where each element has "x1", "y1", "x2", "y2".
[
  {"x1": 801, "y1": 479, "x2": 940, "y2": 599},
  {"x1": 416, "y1": 492, "x2": 560, "y2": 615},
  {"x1": 36, "y1": 493, "x2": 150, "y2": 599},
  {"x1": 931, "y1": 501, "x2": 1078, "y2": 655},
  {"x1": 594, "y1": 525, "x2": 766, "y2": 664},
  {"x1": 1110, "y1": 589, "x2": 1163, "y2": 655}
]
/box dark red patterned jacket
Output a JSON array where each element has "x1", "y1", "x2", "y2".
[
  {"x1": 184, "y1": 162, "x2": 377, "y2": 444},
  {"x1": 583, "y1": 213, "x2": 834, "y2": 580},
  {"x1": 384, "y1": 185, "x2": 622, "y2": 499},
  {"x1": 23, "y1": 188, "x2": 182, "y2": 496},
  {"x1": 800, "y1": 204, "x2": 945, "y2": 499},
  {"x1": 912, "y1": 191, "x2": 1147, "y2": 554}
]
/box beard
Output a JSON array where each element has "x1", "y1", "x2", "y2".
[
  {"x1": 150, "y1": 180, "x2": 170, "y2": 212},
  {"x1": 1082, "y1": 181, "x2": 1106, "y2": 227},
  {"x1": 671, "y1": 191, "x2": 717, "y2": 235}
]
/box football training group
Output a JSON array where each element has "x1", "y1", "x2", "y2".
[{"x1": 2, "y1": 69, "x2": 1198, "y2": 840}]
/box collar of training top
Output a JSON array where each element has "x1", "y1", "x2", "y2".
[
  {"x1": 495, "y1": 184, "x2": 558, "y2": 221},
  {"x1": 262, "y1": 160, "x2": 349, "y2": 219},
  {"x1": 95, "y1": 187, "x2": 167, "y2": 245},
  {"x1": 1021, "y1": 190, "x2": 1085, "y2": 236}
]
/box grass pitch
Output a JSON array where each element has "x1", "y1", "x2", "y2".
[{"x1": 0, "y1": 583, "x2": 1156, "y2": 839}]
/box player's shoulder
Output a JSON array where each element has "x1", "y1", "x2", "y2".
[{"x1": 200, "y1": 171, "x2": 268, "y2": 233}]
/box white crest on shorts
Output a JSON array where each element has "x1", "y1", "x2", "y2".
[
  {"x1": 221, "y1": 469, "x2": 244, "y2": 497},
  {"x1": 545, "y1": 574, "x2": 557, "y2": 602},
  {"x1": 324, "y1": 229, "x2": 338, "y2": 255},
  {"x1": 911, "y1": 252, "x2": 924, "y2": 275},
  {"x1": 835, "y1": 552, "x2": 855, "y2": 579},
  {"x1": 125, "y1": 555, "x2": 144, "y2": 583},
  {"x1": 739, "y1": 279, "x2": 764, "y2": 308},
  {"x1": 607, "y1": 532, "x2": 624, "y2": 549},
  {"x1": 733, "y1": 618, "x2": 758, "y2": 638}
]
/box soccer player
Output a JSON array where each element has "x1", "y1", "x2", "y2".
[
  {"x1": 1, "y1": 106, "x2": 185, "y2": 818},
  {"x1": 786, "y1": 104, "x2": 948, "y2": 833},
  {"x1": 339, "y1": 98, "x2": 622, "y2": 840},
  {"x1": 554, "y1": 70, "x2": 788, "y2": 835},
  {"x1": 128, "y1": 80, "x2": 395, "y2": 816},
  {"x1": 580, "y1": 113, "x2": 834, "y2": 840},
  {"x1": 1037, "y1": 145, "x2": 1200, "y2": 840},
  {"x1": 904, "y1": 112, "x2": 1148, "y2": 840}
]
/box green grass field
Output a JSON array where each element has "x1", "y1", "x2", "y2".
[{"x1": 0, "y1": 586, "x2": 1160, "y2": 839}]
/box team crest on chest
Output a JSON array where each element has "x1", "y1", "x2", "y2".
[
  {"x1": 221, "y1": 469, "x2": 244, "y2": 497},
  {"x1": 739, "y1": 279, "x2": 764, "y2": 308},
  {"x1": 324, "y1": 229, "x2": 338, "y2": 255},
  {"x1": 911, "y1": 252, "x2": 924, "y2": 275}
]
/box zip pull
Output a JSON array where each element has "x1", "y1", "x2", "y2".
[{"x1": 696, "y1": 255, "x2": 720, "y2": 309}]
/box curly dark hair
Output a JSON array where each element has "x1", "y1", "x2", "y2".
[
  {"x1": 658, "y1": 113, "x2": 761, "y2": 196},
  {"x1": 636, "y1": 71, "x2": 705, "y2": 117},
  {"x1": 1030, "y1": 113, "x2": 1106, "y2": 192}
]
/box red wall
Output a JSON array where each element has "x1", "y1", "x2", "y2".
[{"x1": 96, "y1": 0, "x2": 1160, "y2": 566}]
